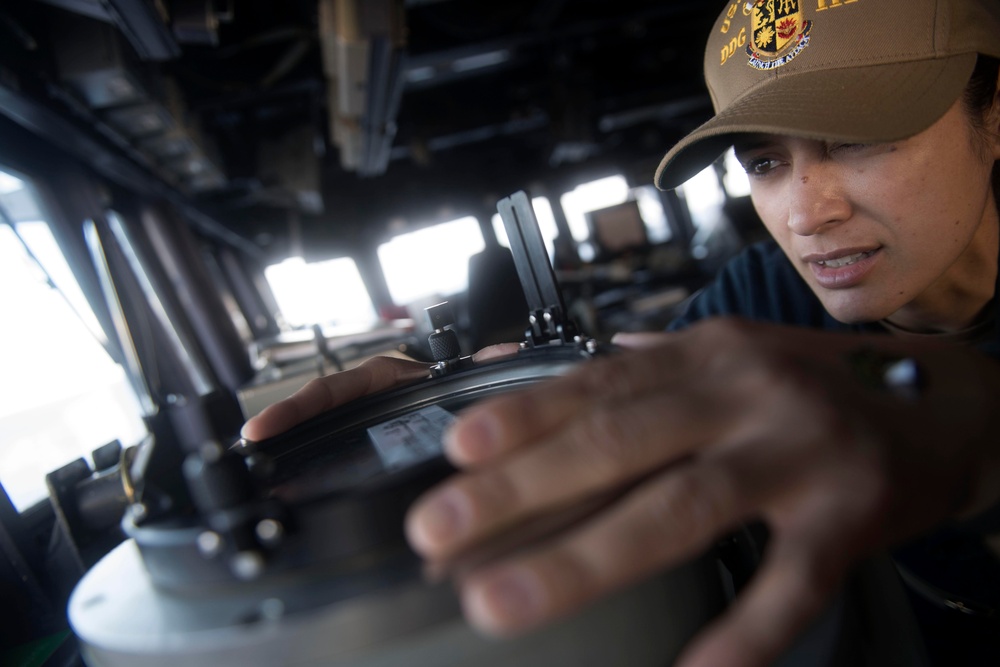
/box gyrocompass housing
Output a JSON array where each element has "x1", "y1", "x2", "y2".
[{"x1": 68, "y1": 192, "x2": 726, "y2": 667}]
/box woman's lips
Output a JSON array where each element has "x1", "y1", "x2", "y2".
[{"x1": 805, "y1": 247, "x2": 881, "y2": 288}]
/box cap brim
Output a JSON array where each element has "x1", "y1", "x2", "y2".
[{"x1": 655, "y1": 54, "x2": 978, "y2": 190}]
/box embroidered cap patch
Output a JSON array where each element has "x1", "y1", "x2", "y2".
[{"x1": 746, "y1": 0, "x2": 812, "y2": 70}]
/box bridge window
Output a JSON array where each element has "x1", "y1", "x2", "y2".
[
  {"x1": 0, "y1": 169, "x2": 146, "y2": 510},
  {"x1": 561, "y1": 176, "x2": 631, "y2": 245},
  {"x1": 722, "y1": 148, "x2": 752, "y2": 198},
  {"x1": 265, "y1": 256, "x2": 378, "y2": 332},
  {"x1": 377, "y1": 216, "x2": 485, "y2": 305},
  {"x1": 560, "y1": 176, "x2": 671, "y2": 261},
  {"x1": 678, "y1": 164, "x2": 727, "y2": 232}
]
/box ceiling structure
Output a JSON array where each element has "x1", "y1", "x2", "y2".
[{"x1": 1, "y1": 0, "x2": 724, "y2": 258}]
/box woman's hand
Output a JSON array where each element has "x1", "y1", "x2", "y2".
[
  {"x1": 241, "y1": 344, "x2": 520, "y2": 442},
  {"x1": 404, "y1": 318, "x2": 1000, "y2": 667}
]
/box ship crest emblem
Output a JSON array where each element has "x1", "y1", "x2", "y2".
[{"x1": 746, "y1": 0, "x2": 812, "y2": 70}]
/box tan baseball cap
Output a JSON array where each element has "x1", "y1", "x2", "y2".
[{"x1": 655, "y1": 0, "x2": 1000, "y2": 190}]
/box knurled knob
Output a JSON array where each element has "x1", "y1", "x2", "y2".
[{"x1": 429, "y1": 329, "x2": 461, "y2": 362}]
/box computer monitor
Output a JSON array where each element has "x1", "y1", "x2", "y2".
[{"x1": 585, "y1": 200, "x2": 648, "y2": 258}]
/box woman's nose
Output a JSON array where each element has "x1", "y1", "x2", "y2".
[{"x1": 785, "y1": 167, "x2": 852, "y2": 236}]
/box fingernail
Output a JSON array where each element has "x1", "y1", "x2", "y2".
[
  {"x1": 446, "y1": 414, "x2": 498, "y2": 461},
  {"x1": 465, "y1": 567, "x2": 543, "y2": 633},
  {"x1": 410, "y1": 488, "x2": 468, "y2": 553}
]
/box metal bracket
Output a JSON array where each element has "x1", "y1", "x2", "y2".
[{"x1": 497, "y1": 191, "x2": 579, "y2": 347}]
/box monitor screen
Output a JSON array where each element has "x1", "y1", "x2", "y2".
[{"x1": 586, "y1": 200, "x2": 648, "y2": 257}]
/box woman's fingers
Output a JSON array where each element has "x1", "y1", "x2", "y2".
[
  {"x1": 676, "y1": 485, "x2": 879, "y2": 667},
  {"x1": 416, "y1": 325, "x2": 819, "y2": 558},
  {"x1": 445, "y1": 319, "x2": 802, "y2": 467},
  {"x1": 453, "y1": 445, "x2": 800, "y2": 635},
  {"x1": 444, "y1": 337, "x2": 692, "y2": 466},
  {"x1": 471, "y1": 342, "x2": 521, "y2": 362},
  {"x1": 678, "y1": 542, "x2": 842, "y2": 667},
  {"x1": 240, "y1": 356, "x2": 430, "y2": 441},
  {"x1": 408, "y1": 388, "x2": 734, "y2": 558},
  {"x1": 449, "y1": 448, "x2": 884, "y2": 667}
]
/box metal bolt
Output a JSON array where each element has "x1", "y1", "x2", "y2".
[
  {"x1": 255, "y1": 519, "x2": 284, "y2": 546},
  {"x1": 259, "y1": 598, "x2": 285, "y2": 621},
  {"x1": 200, "y1": 441, "x2": 224, "y2": 463},
  {"x1": 130, "y1": 502, "x2": 148, "y2": 523},
  {"x1": 230, "y1": 551, "x2": 265, "y2": 580},
  {"x1": 197, "y1": 531, "x2": 223, "y2": 558},
  {"x1": 586, "y1": 339, "x2": 599, "y2": 354}
]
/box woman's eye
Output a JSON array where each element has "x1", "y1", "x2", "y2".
[{"x1": 742, "y1": 158, "x2": 781, "y2": 177}]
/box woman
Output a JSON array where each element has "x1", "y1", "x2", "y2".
[{"x1": 243, "y1": 0, "x2": 1000, "y2": 664}]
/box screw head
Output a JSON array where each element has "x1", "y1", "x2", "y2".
[
  {"x1": 259, "y1": 598, "x2": 285, "y2": 621},
  {"x1": 130, "y1": 503, "x2": 148, "y2": 523},
  {"x1": 200, "y1": 441, "x2": 224, "y2": 463},
  {"x1": 197, "y1": 530, "x2": 223, "y2": 558},
  {"x1": 255, "y1": 519, "x2": 284, "y2": 546},
  {"x1": 230, "y1": 551, "x2": 265, "y2": 580}
]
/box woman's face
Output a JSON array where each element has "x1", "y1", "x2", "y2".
[{"x1": 735, "y1": 99, "x2": 1000, "y2": 332}]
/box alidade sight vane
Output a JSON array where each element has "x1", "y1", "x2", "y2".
[{"x1": 497, "y1": 191, "x2": 578, "y2": 346}]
